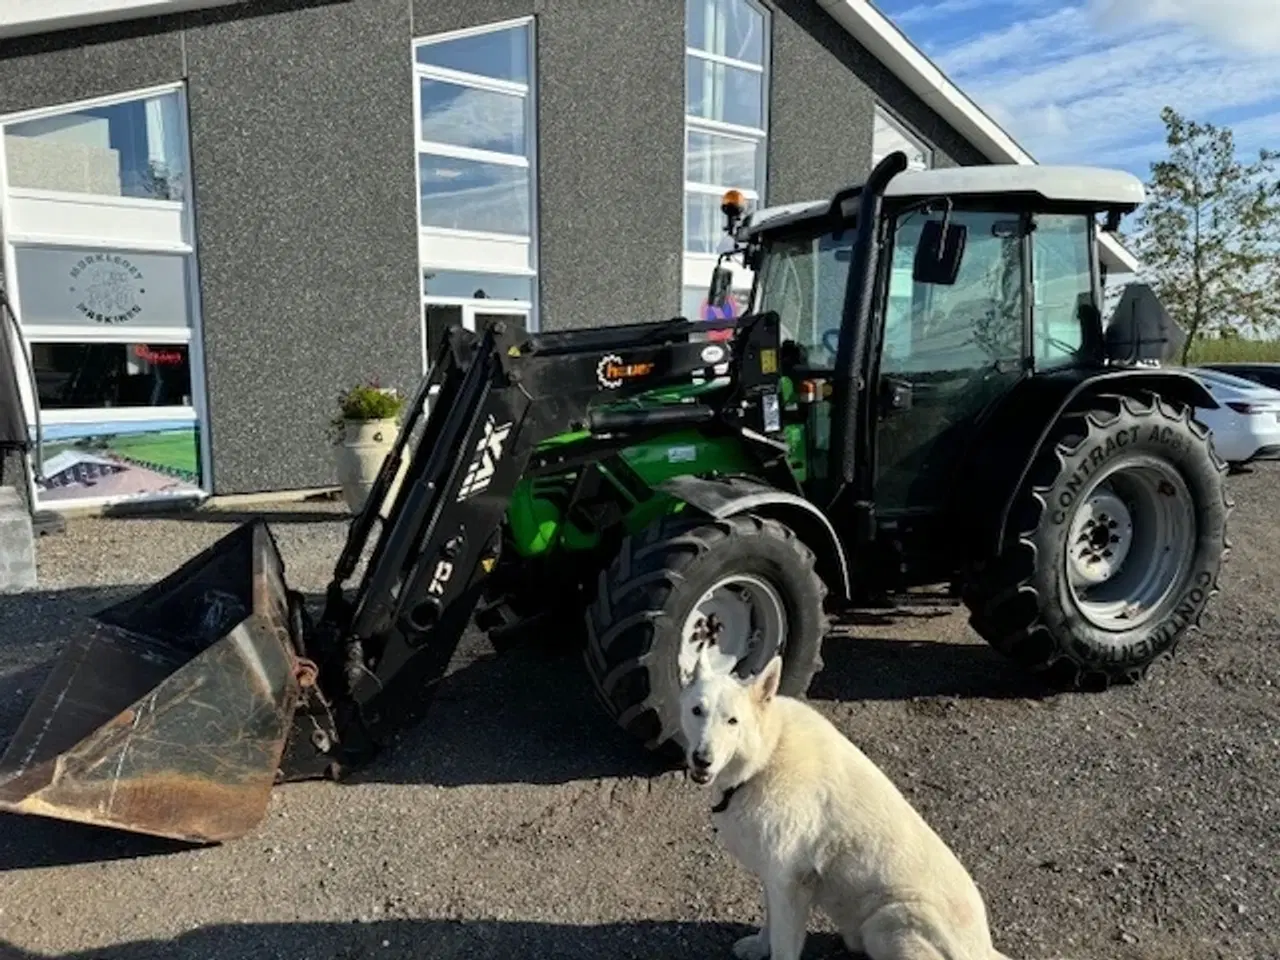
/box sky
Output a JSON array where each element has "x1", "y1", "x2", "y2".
[{"x1": 875, "y1": 0, "x2": 1280, "y2": 178}]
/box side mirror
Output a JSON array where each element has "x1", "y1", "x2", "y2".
[
  {"x1": 912, "y1": 219, "x2": 966, "y2": 286},
  {"x1": 707, "y1": 264, "x2": 733, "y2": 309}
]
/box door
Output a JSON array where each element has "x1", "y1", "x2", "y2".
[
  {"x1": 423, "y1": 303, "x2": 530, "y2": 371},
  {"x1": 872, "y1": 209, "x2": 1027, "y2": 514}
]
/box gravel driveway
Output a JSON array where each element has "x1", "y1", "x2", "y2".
[{"x1": 1, "y1": 467, "x2": 1277, "y2": 960}]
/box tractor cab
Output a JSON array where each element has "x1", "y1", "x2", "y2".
[{"x1": 707, "y1": 161, "x2": 1150, "y2": 586}]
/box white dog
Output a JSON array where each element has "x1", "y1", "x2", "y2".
[{"x1": 680, "y1": 646, "x2": 1017, "y2": 960}]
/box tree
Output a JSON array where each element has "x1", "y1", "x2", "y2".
[{"x1": 1132, "y1": 106, "x2": 1280, "y2": 364}]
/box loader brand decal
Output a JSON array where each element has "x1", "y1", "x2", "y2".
[
  {"x1": 427, "y1": 559, "x2": 455, "y2": 596},
  {"x1": 759, "y1": 348, "x2": 778, "y2": 375},
  {"x1": 596, "y1": 353, "x2": 656, "y2": 389},
  {"x1": 456, "y1": 415, "x2": 513, "y2": 501}
]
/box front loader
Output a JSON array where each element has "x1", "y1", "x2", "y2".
[{"x1": 0, "y1": 151, "x2": 1231, "y2": 844}]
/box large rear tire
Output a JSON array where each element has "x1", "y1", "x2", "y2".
[
  {"x1": 584, "y1": 513, "x2": 828, "y2": 754},
  {"x1": 963, "y1": 393, "x2": 1231, "y2": 689}
]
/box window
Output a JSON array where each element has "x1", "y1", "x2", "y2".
[
  {"x1": 682, "y1": 0, "x2": 769, "y2": 319},
  {"x1": 4, "y1": 90, "x2": 186, "y2": 201},
  {"x1": 1032, "y1": 213, "x2": 1094, "y2": 368},
  {"x1": 756, "y1": 228, "x2": 856, "y2": 371},
  {"x1": 414, "y1": 18, "x2": 539, "y2": 354},
  {"x1": 872, "y1": 105, "x2": 932, "y2": 172},
  {"x1": 881, "y1": 211, "x2": 1024, "y2": 375},
  {"x1": 0, "y1": 84, "x2": 208, "y2": 508},
  {"x1": 684, "y1": 0, "x2": 769, "y2": 256}
]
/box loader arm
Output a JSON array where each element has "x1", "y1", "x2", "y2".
[
  {"x1": 0, "y1": 309, "x2": 782, "y2": 844},
  {"x1": 291, "y1": 310, "x2": 786, "y2": 778}
]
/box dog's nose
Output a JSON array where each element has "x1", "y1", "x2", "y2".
[{"x1": 691, "y1": 751, "x2": 711, "y2": 770}]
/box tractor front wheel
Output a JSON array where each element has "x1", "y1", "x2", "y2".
[
  {"x1": 584, "y1": 513, "x2": 828, "y2": 756},
  {"x1": 964, "y1": 393, "x2": 1231, "y2": 689}
]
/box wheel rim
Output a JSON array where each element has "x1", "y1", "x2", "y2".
[
  {"x1": 1064, "y1": 456, "x2": 1196, "y2": 632},
  {"x1": 678, "y1": 574, "x2": 787, "y2": 684}
]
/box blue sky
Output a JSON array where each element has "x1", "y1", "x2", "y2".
[{"x1": 875, "y1": 0, "x2": 1280, "y2": 178}]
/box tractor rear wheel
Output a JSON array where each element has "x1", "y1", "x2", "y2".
[
  {"x1": 963, "y1": 393, "x2": 1231, "y2": 689},
  {"x1": 584, "y1": 513, "x2": 828, "y2": 756}
]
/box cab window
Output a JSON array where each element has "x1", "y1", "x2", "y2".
[
  {"x1": 1032, "y1": 213, "x2": 1095, "y2": 369},
  {"x1": 755, "y1": 227, "x2": 855, "y2": 371}
]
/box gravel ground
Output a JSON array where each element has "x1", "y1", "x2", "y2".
[{"x1": 1, "y1": 467, "x2": 1277, "y2": 960}]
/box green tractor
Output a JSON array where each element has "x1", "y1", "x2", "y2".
[{"x1": 0, "y1": 152, "x2": 1230, "y2": 843}]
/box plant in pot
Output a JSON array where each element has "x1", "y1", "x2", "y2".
[{"x1": 330, "y1": 380, "x2": 407, "y2": 517}]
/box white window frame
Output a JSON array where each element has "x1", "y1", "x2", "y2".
[
  {"x1": 683, "y1": 0, "x2": 771, "y2": 312},
  {"x1": 872, "y1": 103, "x2": 934, "y2": 171},
  {"x1": 0, "y1": 81, "x2": 212, "y2": 509},
  {"x1": 413, "y1": 15, "x2": 540, "y2": 362}
]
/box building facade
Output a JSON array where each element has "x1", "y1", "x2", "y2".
[{"x1": 0, "y1": 0, "x2": 1135, "y2": 511}]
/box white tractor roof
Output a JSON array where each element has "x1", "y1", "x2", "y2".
[{"x1": 742, "y1": 164, "x2": 1145, "y2": 240}]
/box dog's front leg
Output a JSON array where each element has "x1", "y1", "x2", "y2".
[
  {"x1": 764, "y1": 874, "x2": 814, "y2": 960},
  {"x1": 731, "y1": 886, "x2": 769, "y2": 960}
]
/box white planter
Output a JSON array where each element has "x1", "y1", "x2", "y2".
[{"x1": 333, "y1": 417, "x2": 406, "y2": 517}]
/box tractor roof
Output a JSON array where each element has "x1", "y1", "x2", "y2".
[{"x1": 742, "y1": 164, "x2": 1146, "y2": 240}]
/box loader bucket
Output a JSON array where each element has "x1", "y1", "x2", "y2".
[{"x1": 0, "y1": 520, "x2": 303, "y2": 844}]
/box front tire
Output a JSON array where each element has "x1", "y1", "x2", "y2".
[
  {"x1": 584, "y1": 513, "x2": 829, "y2": 754},
  {"x1": 964, "y1": 393, "x2": 1231, "y2": 689}
]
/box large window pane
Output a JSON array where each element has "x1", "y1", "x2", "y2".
[
  {"x1": 419, "y1": 78, "x2": 525, "y2": 155},
  {"x1": 419, "y1": 154, "x2": 530, "y2": 235},
  {"x1": 686, "y1": 56, "x2": 763, "y2": 130},
  {"x1": 686, "y1": 129, "x2": 759, "y2": 191},
  {"x1": 4, "y1": 91, "x2": 186, "y2": 201},
  {"x1": 35, "y1": 419, "x2": 202, "y2": 503},
  {"x1": 14, "y1": 246, "x2": 191, "y2": 329},
  {"x1": 686, "y1": 0, "x2": 765, "y2": 64},
  {"x1": 423, "y1": 270, "x2": 533, "y2": 301},
  {"x1": 31, "y1": 341, "x2": 192, "y2": 410},
  {"x1": 416, "y1": 25, "x2": 529, "y2": 84}
]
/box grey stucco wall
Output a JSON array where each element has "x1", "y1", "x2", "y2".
[
  {"x1": 182, "y1": 0, "x2": 420, "y2": 494},
  {"x1": 765, "y1": 0, "x2": 987, "y2": 207}
]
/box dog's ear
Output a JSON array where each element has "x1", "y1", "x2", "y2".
[
  {"x1": 691, "y1": 639, "x2": 712, "y2": 683},
  {"x1": 754, "y1": 655, "x2": 783, "y2": 704}
]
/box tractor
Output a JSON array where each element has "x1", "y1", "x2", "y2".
[{"x1": 0, "y1": 151, "x2": 1230, "y2": 844}]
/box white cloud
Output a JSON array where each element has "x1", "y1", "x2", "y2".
[
  {"x1": 1090, "y1": 0, "x2": 1280, "y2": 56},
  {"x1": 918, "y1": 0, "x2": 1280, "y2": 171}
]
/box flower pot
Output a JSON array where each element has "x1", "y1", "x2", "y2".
[{"x1": 333, "y1": 417, "x2": 406, "y2": 517}]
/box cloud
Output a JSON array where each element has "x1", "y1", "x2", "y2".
[
  {"x1": 914, "y1": 0, "x2": 1280, "y2": 171},
  {"x1": 1090, "y1": 0, "x2": 1280, "y2": 56}
]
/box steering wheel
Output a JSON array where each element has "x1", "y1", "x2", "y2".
[{"x1": 822, "y1": 329, "x2": 840, "y2": 359}]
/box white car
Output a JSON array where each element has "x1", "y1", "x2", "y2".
[{"x1": 1189, "y1": 366, "x2": 1280, "y2": 470}]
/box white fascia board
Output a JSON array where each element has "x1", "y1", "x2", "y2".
[
  {"x1": 816, "y1": 0, "x2": 1140, "y2": 275},
  {"x1": 0, "y1": 0, "x2": 243, "y2": 40}
]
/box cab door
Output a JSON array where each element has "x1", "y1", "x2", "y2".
[{"x1": 870, "y1": 209, "x2": 1029, "y2": 516}]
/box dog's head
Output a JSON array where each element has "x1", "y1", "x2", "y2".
[{"x1": 678, "y1": 643, "x2": 782, "y2": 786}]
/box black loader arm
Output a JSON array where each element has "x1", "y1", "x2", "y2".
[{"x1": 293, "y1": 311, "x2": 784, "y2": 774}]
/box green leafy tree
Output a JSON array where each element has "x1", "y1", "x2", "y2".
[{"x1": 1132, "y1": 106, "x2": 1280, "y2": 363}]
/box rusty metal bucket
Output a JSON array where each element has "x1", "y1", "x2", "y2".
[{"x1": 0, "y1": 520, "x2": 304, "y2": 844}]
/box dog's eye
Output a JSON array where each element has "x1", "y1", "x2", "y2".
[
  {"x1": 692, "y1": 705, "x2": 704, "y2": 717},
  {"x1": 727, "y1": 717, "x2": 738, "y2": 725}
]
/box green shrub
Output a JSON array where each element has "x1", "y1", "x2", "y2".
[
  {"x1": 1183, "y1": 338, "x2": 1280, "y2": 364},
  {"x1": 330, "y1": 380, "x2": 405, "y2": 442}
]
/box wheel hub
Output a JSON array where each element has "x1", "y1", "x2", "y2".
[
  {"x1": 1067, "y1": 489, "x2": 1134, "y2": 586},
  {"x1": 679, "y1": 575, "x2": 786, "y2": 684},
  {"x1": 1063, "y1": 458, "x2": 1196, "y2": 632}
]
